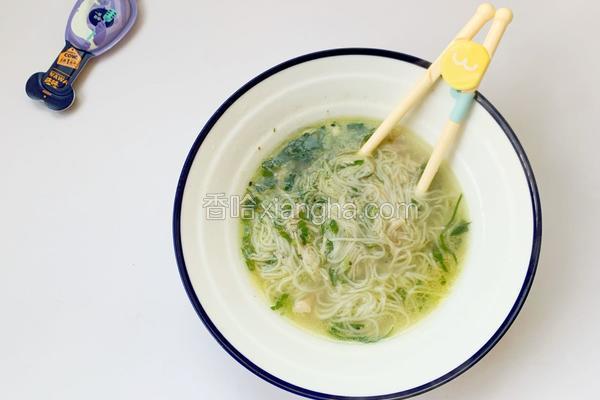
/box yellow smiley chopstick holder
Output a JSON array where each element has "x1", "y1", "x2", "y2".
[{"x1": 440, "y1": 40, "x2": 491, "y2": 91}]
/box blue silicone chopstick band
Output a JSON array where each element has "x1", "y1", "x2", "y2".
[{"x1": 449, "y1": 89, "x2": 476, "y2": 123}]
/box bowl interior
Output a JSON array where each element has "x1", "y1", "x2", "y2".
[{"x1": 176, "y1": 51, "x2": 536, "y2": 397}]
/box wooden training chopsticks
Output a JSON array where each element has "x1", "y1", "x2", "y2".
[{"x1": 357, "y1": 4, "x2": 513, "y2": 196}]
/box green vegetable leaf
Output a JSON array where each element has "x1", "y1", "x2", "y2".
[
  {"x1": 299, "y1": 208, "x2": 310, "y2": 220},
  {"x1": 329, "y1": 219, "x2": 339, "y2": 234},
  {"x1": 265, "y1": 257, "x2": 277, "y2": 265},
  {"x1": 329, "y1": 267, "x2": 338, "y2": 286},
  {"x1": 254, "y1": 176, "x2": 277, "y2": 192},
  {"x1": 328, "y1": 322, "x2": 376, "y2": 343},
  {"x1": 261, "y1": 158, "x2": 282, "y2": 172},
  {"x1": 446, "y1": 194, "x2": 463, "y2": 228},
  {"x1": 450, "y1": 221, "x2": 470, "y2": 236},
  {"x1": 347, "y1": 122, "x2": 366, "y2": 132},
  {"x1": 241, "y1": 244, "x2": 253, "y2": 259},
  {"x1": 439, "y1": 233, "x2": 457, "y2": 263},
  {"x1": 396, "y1": 287, "x2": 407, "y2": 300},
  {"x1": 245, "y1": 259, "x2": 255, "y2": 271},
  {"x1": 325, "y1": 240, "x2": 334, "y2": 255},
  {"x1": 346, "y1": 122, "x2": 375, "y2": 145},
  {"x1": 434, "y1": 194, "x2": 466, "y2": 265},
  {"x1": 260, "y1": 167, "x2": 274, "y2": 177},
  {"x1": 339, "y1": 159, "x2": 365, "y2": 169},
  {"x1": 241, "y1": 223, "x2": 256, "y2": 266},
  {"x1": 298, "y1": 220, "x2": 310, "y2": 245},
  {"x1": 275, "y1": 129, "x2": 324, "y2": 165},
  {"x1": 276, "y1": 225, "x2": 292, "y2": 243},
  {"x1": 271, "y1": 293, "x2": 289, "y2": 310},
  {"x1": 283, "y1": 173, "x2": 296, "y2": 191},
  {"x1": 432, "y1": 245, "x2": 448, "y2": 272}
]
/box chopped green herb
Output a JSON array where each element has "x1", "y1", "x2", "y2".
[
  {"x1": 396, "y1": 287, "x2": 407, "y2": 300},
  {"x1": 435, "y1": 194, "x2": 466, "y2": 265},
  {"x1": 254, "y1": 176, "x2": 277, "y2": 192},
  {"x1": 328, "y1": 322, "x2": 375, "y2": 343},
  {"x1": 432, "y1": 245, "x2": 448, "y2": 272},
  {"x1": 271, "y1": 293, "x2": 289, "y2": 310},
  {"x1": 447, "y1": 194, "x2": 463, "y2": 228},
  {"x1": 241, "y1": 223, "x2": 256, "y2": 264},
  {"x1": 297, "y1": 208, "x2": 306, "y2": 220},
  {"x1": 265, "y1": 257, "x2": 278, "y2": 265},
  {"x1": 276, "y1": 225, "x2": 292, "y2": 243},
  {"x1": 260, "y1": 167, "x2": 274, "y2": 177},
  {"x1": 450, "y1": 221, "x2": 470, "y2": 236},
  {"x1": 280, "y1": 202, "x2": 293, "y2": 216},
  {"x1": 347, "y1": 123, "x2": 367, "y2": 135},
  {"x1": 329, "y1": 267, "x2": 338, "y2": 286},
  {"x1": 325, "y1": 240, "x2": 334, "y2": 255},
  {"x1": 261, "y1": 158, "x2": 281, "y2": 172},
  {"x1": 439, "y1": 233, "x2": 457, "y2": 263},
  {"x1": 298, "y1": 220, "x2": 310, "y2": 245},
  {"x1": 241, "y1": 245, "x2": 253, "y2": 259},
  {"x1": 410, "y1": 198, "x2": 421, "y2": 211},
  {"x1": 339, "y1": 159, "x2": 364, "y2": 169},
  {"x1": 329, "y1": 219, "x2": 339, "y2": 234},
  {"x1": 245, "y1": 259, "x2": 255, "y2": 271},
  {"x1": 346, "y1": 123, "x2": 374, "y2": 145},
  {"x1": 283, "y1": 173, "x2": 296, "y2": 191},
  {"x1": 275, "y1": 129, "x2": 324, "y2": 165}
]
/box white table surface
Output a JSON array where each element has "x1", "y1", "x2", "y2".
[{"x1": 1, "y1": 1, "x2": 598, "y2": 399}]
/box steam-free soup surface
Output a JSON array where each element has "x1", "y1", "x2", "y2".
[{"x1": 241, "y1": 118, "x2": 469, "y2": 342}]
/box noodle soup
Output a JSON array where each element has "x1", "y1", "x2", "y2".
[{"x1": 240, "y1": 118, "x2": 469, "y2": 342}]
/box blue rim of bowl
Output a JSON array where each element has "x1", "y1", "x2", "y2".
[{"x1": 173, "y1": 48, "x2": 542, "y2": 400}]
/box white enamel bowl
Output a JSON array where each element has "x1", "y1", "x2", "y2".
[{"x1": 173, "y1": 49, "x2": 541, "y2": 399}]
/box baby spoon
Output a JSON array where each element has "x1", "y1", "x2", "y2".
[{"x1": 26, "y1": 0, "x2": 138, "y2": 111}]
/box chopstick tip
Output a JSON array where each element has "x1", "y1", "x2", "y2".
[
  {"x1": 477, "y1": 3, "x2": 496, "y2": 19},
  {"x1": 495, "y1": 8, "x2": 513, "y2": 23}
]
